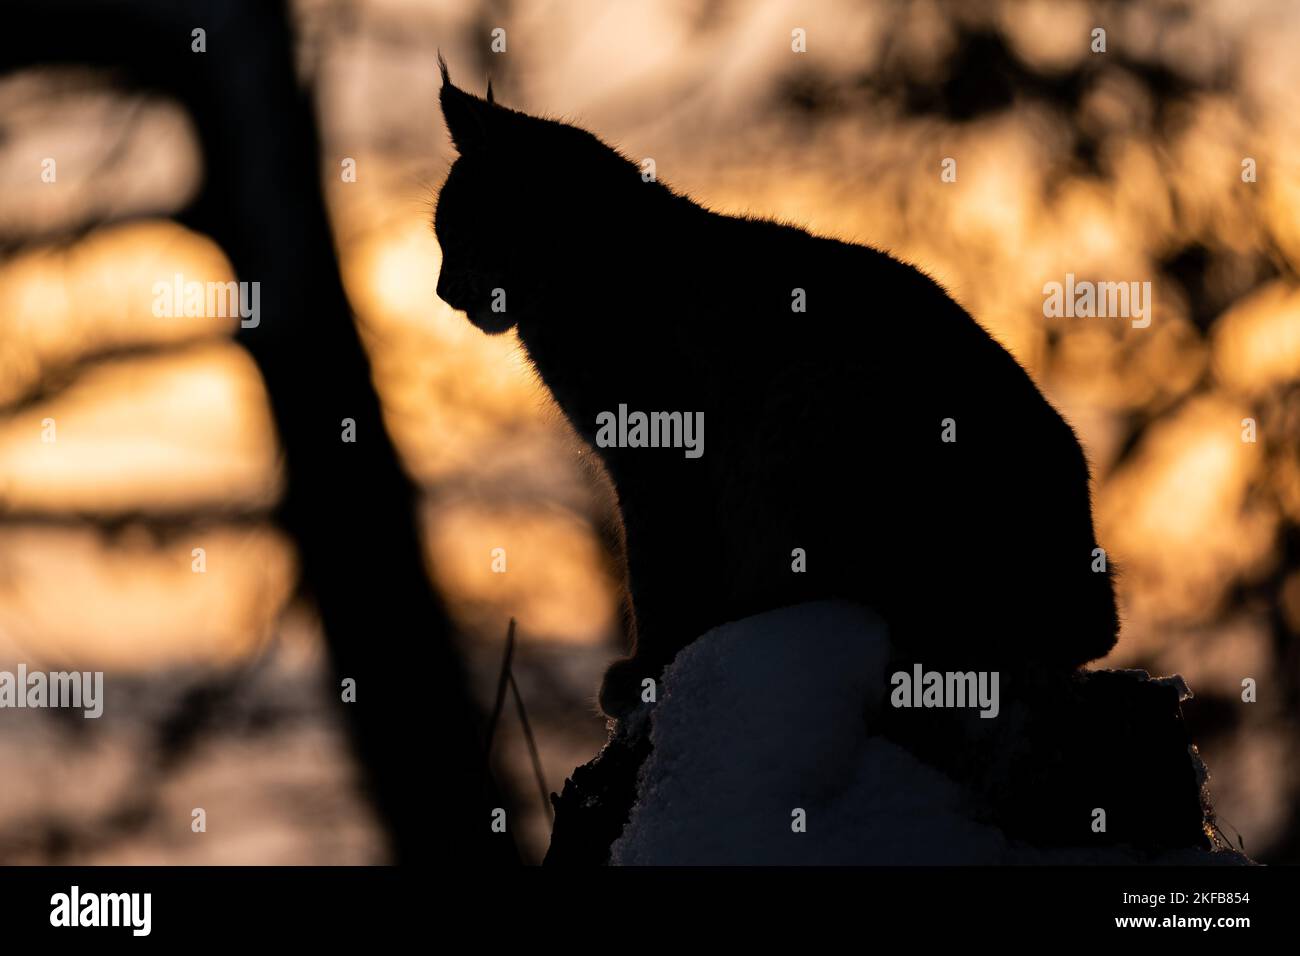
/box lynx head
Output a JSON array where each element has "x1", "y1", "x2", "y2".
[{"x1": 434, "y1": 57, "x2": 642, "y2": 334}]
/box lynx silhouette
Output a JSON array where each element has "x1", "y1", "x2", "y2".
[{"x1": 433, "y1": 62, "x2": 1119, "y2": 717}]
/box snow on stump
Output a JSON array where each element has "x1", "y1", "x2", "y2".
[{"x1": 546, "y1": 601, "x2": 1250, "y2": 866}]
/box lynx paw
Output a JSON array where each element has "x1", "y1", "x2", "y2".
[{"x1": 598, "y1": 656, "x2": 654, "y2": 719}]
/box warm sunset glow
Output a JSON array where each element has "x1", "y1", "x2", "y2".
[
  {"x1": 0, "y1": 342, "x2": 280, "y2": 514},
  {"x1": 1, "y1": 0, "x2": 1297, "y2": 866}
]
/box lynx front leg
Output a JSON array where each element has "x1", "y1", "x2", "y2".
[{"x1": 597, "y1": 502, "x2": 721, "y2": 718}]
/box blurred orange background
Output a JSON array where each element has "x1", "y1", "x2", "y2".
[{"x1": 0, "y1": 0, "x2": 1296, "y2": 863}]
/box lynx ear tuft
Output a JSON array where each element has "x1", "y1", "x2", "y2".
[
  {"x1": 439, "y1": 64, "x2": 494, "y2": 154},
  {"x1": 486, "y1": 77, "x2": 495, "y2": 105},
  {"x1": 437, "y1": 50, "x2": 450, "y2": 87}
]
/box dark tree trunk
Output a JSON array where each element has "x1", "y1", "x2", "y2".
[{"x1": 0, "y1": 0, "x2": 517, "y2": 864}]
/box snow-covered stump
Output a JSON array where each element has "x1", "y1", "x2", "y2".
[{"x1": 546, "y1": 602, "x2": 1250, "y2": 865}]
